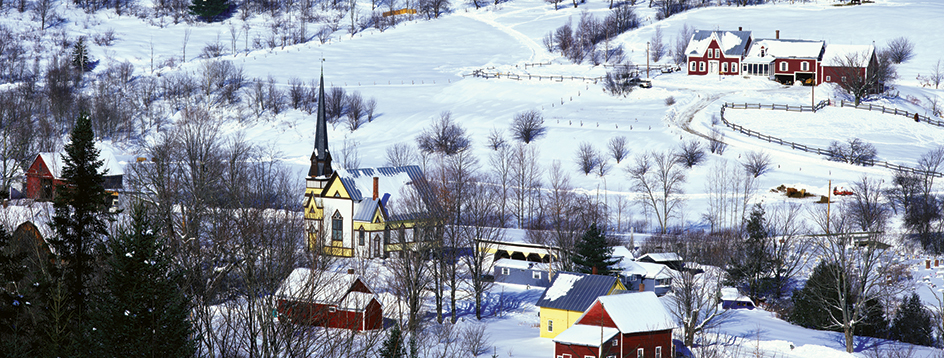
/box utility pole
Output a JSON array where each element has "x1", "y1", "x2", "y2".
[
  {"x1": 646, "y1": 41, "x2": 650, "y2": 78},
  {"x1": 827, "y1": 179, "x2": 832, "y2": 234}
]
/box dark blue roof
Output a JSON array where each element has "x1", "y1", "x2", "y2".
[{"x1": 535, "y1": 272, "x2": 621, "y2": 312}]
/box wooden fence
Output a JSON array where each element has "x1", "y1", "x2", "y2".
[
  {"x1": 719, "y1": 104, "x2": 943, "y2": 178},
  {"x1": 837, "y1": 100, "x2": 944, "y2": 128},
  {"x1": 465, "y1": 69, "x2": 602, "y2": 83}
]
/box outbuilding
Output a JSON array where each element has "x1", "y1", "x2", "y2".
[
  {"x1": 275, "y1": 268, "x2": 383, "y2": 331},
  {"x1": 553, "y1": 292, "x2": 676, "y2": 358}
]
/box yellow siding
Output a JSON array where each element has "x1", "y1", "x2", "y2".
[
  {"x1": 539, "y1": 307, "x2": 583, "y2": 339},
  {"x1": 322, "y1": 246, "x2": 353, "y2": 257},
  {"x1": 609, "y1": 280, "x2": 627, "y2": 293},
  {"x1": 323, "y1": 177, "x2": 351, "y2": 199}
]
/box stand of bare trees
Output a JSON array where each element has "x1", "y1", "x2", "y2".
[{"x1": 627, "y1": 151, "x2": 686, "y2": 234}]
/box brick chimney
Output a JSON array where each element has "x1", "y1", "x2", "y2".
[
  {"x1": 347, "y1": 268, "x2": 355, "y2": 274},
  {"x1": 372, "y1": 177, "x2": 379, "y2": 200},
  {"x1": 776, "y1": 30, "x2": 780, "y2": 39},
  {"x1": 738, "y1": 26, "x2": 742, "y2": 31}
]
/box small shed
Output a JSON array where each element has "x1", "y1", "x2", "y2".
[
  {"x1": 554, "y1": 292, "x2": 676, "y2": 358},
  {"x1": 616, "y1": 260, "x2": 674, "y2": 297},
  {"x1": 275, "y1": 268, "x2": 383, "y2": 331},
  {"x1": 494, "y1": 258, "x2": 552, "y2": 287},
  {"x1": 720, "y1": 287, "x2": 756, "y2": 310}
]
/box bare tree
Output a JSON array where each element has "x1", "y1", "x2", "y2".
[
  {"x1": 486, "y1": 128, "x2": 506, "y2": 151},
  {"x1": 338, "y1": 135, "x2": 361, "y2": 169},
  {"x1": 510, "y1": 109, "x2": 546, "y2": 144},
  {"x1": 667, "y1": 268, "x2": 728, "y2": 348},
  {"x1": 650, "y1": 26, "x2": 666, "y2": 62},
  {"x1": 627, "y1": 151, "x2": 686, "y2": 234},
  {"x1": 385, "y1": 142, "x2": 419, "y2": 167},
  {"x1": 703, "y1": 160, "x2": 756, "y2": 233},
  {"x1": 488, "y1": 146, "x2": 513, "y2": 227},
  {"x1": 740, "y1": 150, "x2": 772, "y2": 178},
  {"x1": 844, "y1": 176, "x2": 891, "y2": 233},
  {"x1": 510, "y1": 143, "x2": 542, "y2": 228},
  {"x1": 460, "y1": 180, "x2": 501, "y2": 320},
  {"x1": 607, "y1": 136, "x2": 629, "y2": 164},
  {"x1": 345, "y1": 91, "x2": 365, "y2": 131},
  {"x1": 674, "y1": 23, "x2": 694, "y2": 66},
  {"x1": 325, "y1": 87, "x2": 347, "y2": 123},
  {"x1": 766, "y1": 202, "x2": 811, "y2": 298},
  {"x1": 884, "y1": 36, "x2": 915, "y2": 64},
  {"x1": 416, "y1": 111, "x2": 471, "y2": 156},
  {"x1": 365, "y1": 97, "x2": 377, "y2": 122},
  {"x1": 927, "y1": 59, "x2": 943, "y2": 89},
  {"x1": 708, "y1": 128, "x2": 727, "y2": 155},
  {"x1": 832, "y1": 50, "x2": 896, "y2": 105},
  {"x1": 675, "y1": 139, "x2": 706, "y2": 168},
  {"x1": 826, "y1": 138, "x2": 878, "y2": 165},
  {"x1": 575, "y1": 142, "x2": 598, "y2": 175}
]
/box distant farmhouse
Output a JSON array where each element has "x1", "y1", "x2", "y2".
[
  {"x1": 302, "y1": 72, "x2": 438, "y2": 258},
  {"x1": 686, "y1": 29, "x2": 880, "y2": 90},
  {"x1": 535, "y1": 271, "x2": 626, "y2": 339}
]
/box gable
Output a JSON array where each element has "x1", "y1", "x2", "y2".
[
  {"x1": 535, "y1": 272, "x2": 623, "y2": 312},
  {"x1": 321, "y1": 174, "x2": 352, "y2": 199},
  {"x1": 575, "y1": 300, "x2": 617, "y2": 328}
]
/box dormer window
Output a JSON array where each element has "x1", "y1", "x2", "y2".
[
  {"x1": 715, "y1": 49, "x2": 721, "y2": 58},
  {"x1": 707, "y1": 50, "x2": 713, "y2": 59}
]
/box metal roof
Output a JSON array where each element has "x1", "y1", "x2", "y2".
[{"x1": 535, "y1": 271, "x2": 621, "y2": 312}]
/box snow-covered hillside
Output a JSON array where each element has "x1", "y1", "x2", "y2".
[{"x1": 3, "y1": 0, "x2": 944, "y2": 356}]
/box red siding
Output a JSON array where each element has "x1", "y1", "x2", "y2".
[
  {"x1": 555, "y1": 336, "x2": 619, "y2": 358},
  {"x1": 621, "y1": 329, "x2": 672, "y2": 358},
  {"x1": 277, "y1": 297, "x2": 383, "y2": 331},
  {"x1": 686, "y1": 39, "x2": 743, "y2": 76},
  {"x1": 575, "y1": 301, "x2": 617, "y2": 328},
  {"x1": 364, "y1": 299, "x2": 383, "y2": 330},
  {"x1": 25, "y1": 156, "x2": 63, "y2": 200}
]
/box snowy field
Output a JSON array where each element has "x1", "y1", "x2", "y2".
[{"x1": 4, "y1": 0, "x2": 944, "y2": 355}]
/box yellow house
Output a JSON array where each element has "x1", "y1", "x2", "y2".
[
  {"x1": 304, "y1": 71, "x2": 438, "y2": 258},
  {"x1": 535, "y1": 271, "x2": 626, "y2": 339}
]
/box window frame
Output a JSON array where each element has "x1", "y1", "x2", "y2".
[
  {"x1": 656, "y1": 346, "x2": 662, "y2": 358},
  {"x1": 826, "y1": 75, "x2": 831, "y2": 82},
  {"x1": 699, "y1": 62, "x2": 705, "y2": 72},
  {"x1": 637, "y1": 348, "x2": 644, "y2": 358},
  {"x1": 722, "y1": 62, "x2": 728, "y2": 73},
  {"x1": 690, "y1": 61, "x2": 696, "y2": 72},
  {"x1": 532, "y1": 271, "x2": 542, "y2": 280},
  {"x1": 501, "y1": 267, "x2": 510, "y2": 276},
  {"x1": 801, "y1": 61, "x2": 809, "y2": 72},
  {"x1": 331, "y1": 211, "x2": 344, "y2": 242},
  {"x1": 707, "y1": 49, "x2": 713, "y2": 59},
  {"x1": 779, "y1": 61, "x2": 788, "y2": 72},
  {"x1": 715, "y1": 48, "x2": 721, "y2": 58},
  {"x1": 548, "y1": 320, "x2": 553, "y2": 332},
  {"x1": 358, "y1": 228, "x2": 365, "y2": 246}
]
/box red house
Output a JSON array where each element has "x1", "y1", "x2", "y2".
[
  {"x1": 553, "y1": 292, "x2": 675, "y2": 358},
  {"x1": 275, "y1": 268, "x2": 383, "y2": 331},
  {"x1": 819, "y1": 44, "x2": 879, "y2": 89},
  {"x1": 25, "y1": 151, "x2": 124, "y2": 201},
  {"x1": 685, "y1": 30, "x2": 753, "y2": 76},
  {"x1": 741, "y1": 38, "x2": 825, "y2": 85}
]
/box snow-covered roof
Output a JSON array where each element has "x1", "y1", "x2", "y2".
[
  {"x1": 744, "y1": 38, "x2": 825, "y2": 61},
  {"x1": 720, "y1": 287, "x2": 754, "y2": 304},
  {"x1": 610, "y1": 245, "x2": 635, "y2": 262},
  {"x1": 337, "y1": 165, "x2": 437, "y2": 221},
  {"x1": 339, "y1": 291, "x2": 378, "y2": 311},
  {"x1": 591, "y1": 292, "x2": 677, "y2": 334},
  {"x1": 536, "y1": 272, "x2": 621, "y2": 312},
  {"x1": 821, "y1": 44, "x2": 875, "y2": 66},
  {"x1": 685, "y1": 30, "x2": 752, "y2": 58},
  {"x1": 552, "y1": 324, "x2": 618, "y2": 346},
  {"x1": 494, "y1": 258, "x2": 548, "y2": 270},
  {"x1": 275, "y1": 268, "x2": 376, "y2": 307},
  {"x1": 36, "y1": 147, "x2": 125, "y2": 179},
  {"x1": 638, "y1": 252, "x2": 682, "y2": 263},
  {"x1": 635, "y1": 261, "x2": 673, "y2": 280}
]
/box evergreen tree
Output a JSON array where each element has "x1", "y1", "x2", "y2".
[
  {"x1": 572, "y1": 223, "x2": 621, "y2": 275},
  {"x1": 71, "y1": 37, "x2": 91, "y2": 72},
  {"x1": 0, "y1": 226, "x2": 36, "y2": 357},
  {"x1": 889, "y1": 293, "x2": 935, "y2": 346},
  {"x1": 379, "y1": 324, "x2": 407, "y2": 358},
  {"x1": 91, "y1": 205, "x2": 195, "y2": 357},
  {"x1": 790, "y1": 260, "x2": 886, "y2": 338},
  {"x1": 725, "y1": 204, "x2": 773, "y2": 300},
  {"x1": 47, "y1": 111, "x2": 112, "y2": 352},
  {"x1": 188, "y1": 0, "x2": 229, "y2": 21}
]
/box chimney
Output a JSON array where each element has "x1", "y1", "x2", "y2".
[
  {"x1": 372, "y1": 177, "x2": 379, "y2": 200},
  {"x1": 776, "y1": 30, "x2": 780, "y2": 39},
  {"x1": 347, "y1": 268, "x2": 355, "y2": 275},
  {"x1": 738, "y1": 26, "x2": 742, "y2": 31}
]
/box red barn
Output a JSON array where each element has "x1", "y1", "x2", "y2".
[
  {"x1": 553, "y1": 292, "x2": 675, "y2": 358},
  {"x1": 25, "y1": 151, "x2": 125, "y2": 201},
  {"x1": 275, "y1": 268, "x2": 383, "y2": 331},
  {"x1": 819, "y1": 44, "x2": 879, "y2": 89},
  {"x1": 684, "y1": 30, "x2": 753, "y2": 76}
]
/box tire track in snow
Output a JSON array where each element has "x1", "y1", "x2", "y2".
[{"x1": 455, "y1": 11, "x2": 550, "y2": 63}]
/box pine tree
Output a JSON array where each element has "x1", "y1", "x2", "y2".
[
  {"x1": 71, "y1": 37, "x2": 91, "y2": 72},
  {"x1": 379, "y1": 324, "x2": 406, "y2": 358},
  {"x1": 572, "y1": 223, "x2": 621, "y2": 275},
  {"x1": 725, "y1": 204, "x2": 773, "y2": 300},
  {"x1": 790, "y1": 260, "x2": 887, "y2": 338},
  {"x1": 188, "y1": 0, "x2": 229, "y2": 21},
  {"x1": 46, "y1": 111, "x2": 112, "y2": 351},
  {"x1": 889, "y1": 293, "x2": 935, "y2": 346},
  {"x1": 0, "y1": 226, "x2": 36, "y2": 357},
  {"x1": 91, "y1": 205, "x2": 195, "y2": 357}
]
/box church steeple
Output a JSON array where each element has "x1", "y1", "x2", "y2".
[{"x1": 308, "y1": 67, "x2": 333, "y2": 178}]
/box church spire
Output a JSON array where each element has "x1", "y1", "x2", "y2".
[{"x1": 308, "y1": 64, "x2": 333, "y2": 178}]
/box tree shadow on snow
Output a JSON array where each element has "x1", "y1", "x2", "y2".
[{"x1": 442, "y1": 288, "x2": 543, "y2": 320}]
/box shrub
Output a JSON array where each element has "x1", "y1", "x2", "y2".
[
  {"x1": 826, "y1": 138, "x2": 878, "y2": 165},
  {"x1": 741, "y1": 150, "x2": 772, "y2": 178},
  {"x1": 675, "y1": 140, "x2": 706, "y2": 168}
]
